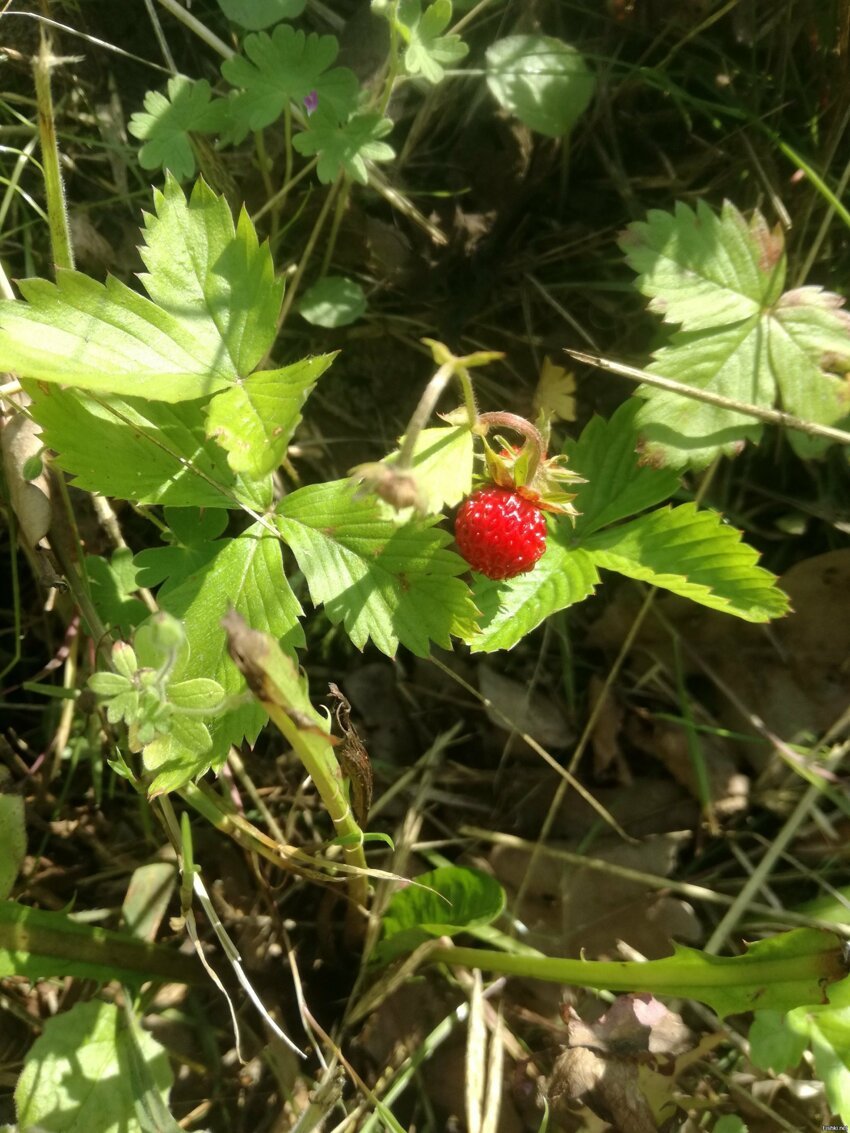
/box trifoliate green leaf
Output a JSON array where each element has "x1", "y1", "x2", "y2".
[
  {"x1": 129, "y1": 75, "x2": 228, "y2": 180},
  {"x1": 621, "y1": 200, "x2": 850, "y2": 467},
  {"x1": 485, "y1": 35, "x2": 595, "y2": 136},
  {"x1": 566, "y1": 400, "x2": 681, "y2": 538},
  {"x1": 464, "y1": 533, "x2": 599, "y2": 653},
  {"x1": 277, "y1": 479, "x2": 477, "y2": 656},
  {"x1": 298, "y1": 276, "x2": 366, "y2": 327},
  {"x1": 29, "y1": 387, "x2": 269, "y2": 510},
  {"x1": 221, "y1": 24, "x2": 359, "y2": 130},
  {"x1": 2, "y1": 178, "x2": 282, "y2": 401},
  {"x1": 584, "y1": 502, "x2": 790, "y2": 622},
  {"x1": 292, "y1": 108, "x2": 395, "y2": 184},
  {"x1": 396, "y1": 0, "x2": 469, "y2": 84},
  {"x1": 217, "y1": 0, "x2": 305, "y2": 30},
  {"x1": 206, "y1": 355, "x2": 335, "y2": 477},
  {"x1": 140, "y1": 176, "x2": 284, "y2": 376}
]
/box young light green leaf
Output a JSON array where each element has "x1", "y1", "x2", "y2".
[
  {"x1": 88, "y1": 672, "x2": 134, "y2": 697},
  {"x1": 299, "y1": 276, "x2": 366, "y2": 327},
  {"x1": 383, "y1": 425, "x2": 474, "y2": 514},
  {"x1": 372, "y1": 866, "x2": 505, "y2": 967},
  {"x1": 217, "y1": 0, "x2": 305, "y2": 30},
  {"x1": 207, "y1": 356, "x2": 335, "y2": 477},
  {"x1": 29, "y1": 387, "x2": 267, "y2": 509},
  {"x1": 292, "y1": 108, "x2": 395, "y2": 184},
  {"x1": 15, "y1": 1000, "x2": 173, "y2": 1133},
  {"x1": 142, "y1": 713, "x2": 214, "y2": 795},
  {"x1": 140, "y1": 176, "x2": 284, "y2": 375},
  {"x1": 221, "y1": 24, "x2": 359, "y2": 129},
  {"x1": 621, "y1": 200, "x2": 786, "y2": 331},
  {"x1": 148, "y1": 521, "x2": 304, "y2": 785},
  {"x1": 128, "y1": 76, "x2": 229, "y2": 179},
  {"x1": 485, "y1": 35, "x2": 595, "y2": 137},
  {"x1": 464, "y1": 536, "x2": 599, "y2": 653},
  {"x1": 396, "y1": 0, "x2": 469, "y2": 84},
  {"x1": 584, "y1": 502, "x2": 790, "y2": 622},
  {"x1": 277, "y1": 479, "x2": 477, "y2": 656},
  {"x1": 566, "y1": 400, "x2": 680, "y2": 538}
]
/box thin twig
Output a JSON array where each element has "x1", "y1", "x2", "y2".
[{"x1": 566, "y1": 348, "x2": 850, "y2": 448}]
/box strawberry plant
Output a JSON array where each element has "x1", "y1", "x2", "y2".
[{"x1": 4, "y1": 3, "x2": 850, "y2": 1129}]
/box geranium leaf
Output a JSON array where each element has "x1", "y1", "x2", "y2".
[
  {"x1": 128, "y1": 75, "x2": 229, "y2": 179},
  {"x1": 292, "y1": 109, "x2": 395, "y2": 184},
  {"x1": 221, "y1": 24, "x2": 359, "y2": 130},
  {"x1": 84, "y1": 548, "x2": 149, "y2": 634},
  {"x1": 206, "y1": 355, "x2": 335, "y2": 477},
  {"x1": 299, "y1": 276, "x2": 366, "y2": 327},
  {"x1": 584, "y1": 502, "x2": 790, "y2": 622},
  {"x1": 396, "y1": 0, "x2": 468, "y2": 84},
  {"x1": 276, "y1": 479, "x2": 477, "y2": 656},
  {"x1": 217, "y1": 0, "x2": 305, "y2": 30}
]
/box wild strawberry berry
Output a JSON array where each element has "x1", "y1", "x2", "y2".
[{"x1": 454, "y1": 487, "x2": 547, "y2": 580}]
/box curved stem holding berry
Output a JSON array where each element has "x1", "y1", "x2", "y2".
[{"x1": 476, "y1": 411, "x2": 547, "y2": 483}]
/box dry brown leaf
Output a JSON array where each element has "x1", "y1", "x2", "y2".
[
  {"x1": 478, "y1": 664, "x2": 571, "y2": 752},
  {"x1": 534, "y1": 356, "x2": 577, "y2": 423},
  {"x1": 587, "y1": 675, "x2": 626, "y2": 777},
  {"x1": 626, "y1": 711, "x2": 749, "y2": 818},
  {"x1": 489, "y1": 832, "x2": 700, "y2": 960}
]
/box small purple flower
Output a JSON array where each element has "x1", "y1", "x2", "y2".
[{"x1": 303, "y1": 90, "x2": 318, "y2": 116}]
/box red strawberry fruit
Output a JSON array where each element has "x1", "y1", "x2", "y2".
[{"x1": 455, "y1": 487, "x2": 547, "y2": 580}]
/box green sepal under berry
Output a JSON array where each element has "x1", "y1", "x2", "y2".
[{"x1": 480, "y1": 431, "x2": 584, "y2": 517}]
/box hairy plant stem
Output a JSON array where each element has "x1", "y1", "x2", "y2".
[
  {"x1": 396, "y1": 361, "x2": 479, "y2": 472},
  {"x1": 476, "y1": 411, "x2": 546, "y2": 482},
  {"x1": 318, "y1": 175, "x2": 351, "y2": 278},
  {"x1": 33, "y1": 22, "x2": 73, "y2": 272},
  {"x1": 276, "y1": 176, "x2": 341, "y2": 331}
]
